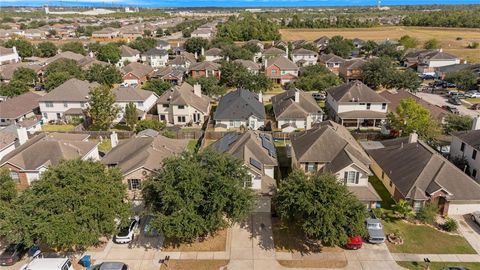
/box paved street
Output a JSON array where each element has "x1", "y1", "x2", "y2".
[{"x1": 415, "y1": 92, "x2": 480, "y2": 117}]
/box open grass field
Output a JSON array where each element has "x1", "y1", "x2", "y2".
[{"x1": 280, "y1": 26, "x2": 480, "y2": 63}]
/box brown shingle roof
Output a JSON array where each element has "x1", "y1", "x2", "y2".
[
  {"x1": 157, "y1": 82, "x2": 210, "y2": 114},
  {"x1": 0, "y1": 92, "x2": 41, "y2": 119},
  {"x1": 121, "y1": 62, "x2": 154, "y2": 78},
  {"x1": 114, "y1": 87, "x2": 156, "y2": 102},
  {"x1": 327, "y1": 80, "x2": 390, "y2": 103},
  {"x1": 188, "y1": 61, "x2": 220, "y2": 71},
  {"x1": 120, "y1": 45, "x2": 140, "y2": 57},
  {"x1": 39, "y1": 79, "x2": 99, "y2": 102},
  {"x1": 271, "y1": 89, "x2": 323, "y2": 119},
  {"x1": 267, "y1": 56, "x2": 298, "y2": 70}
]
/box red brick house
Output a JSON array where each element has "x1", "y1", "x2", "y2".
[
  {"x1": 265, "y1": 56, "x2": 299, "y2": 85},
  {"x1": 121, "y1": 62, "x2": 154, "y2": 85},
  {"x1": 188, "y1": 61, "x2": 221, "y2": 79}
]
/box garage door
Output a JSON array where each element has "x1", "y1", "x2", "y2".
[{"x1": 448, "y1": 203, "x2": 480, "y2": 215}]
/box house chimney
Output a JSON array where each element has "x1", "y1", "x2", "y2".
[
  {"x1": 201, "y1": 47, "x2": 205, "y2": 56},
  {"x1": 439, "y1": 48, "x2": 443, "y2": 52},
  {"x1": 110, "y1": 131, "x2": 119, "y2": 148},
  {"x1": 16, "y1": 126, "x2": 28, "y2": 145},
  {"x1": 408, "y1": 131, "x2": 418, "y2": 144},
  {"x1": 294, "y1": 90, "x2": 300, "y2": 103},
  {"x1": 193, "y1": 83, "x2": 202, "y2": 97},
  {"x1": 285, "y1": 46, "x2": 289, "y2": 58},
  {"x1": 194, "y1": 51, "x2": 198, "y2": 60},
  {"x1": 472, "y1": 116, "x2": 480, "y2": 130},
  {"x1": 258, "y1": 92, "x2": 263, "y2": 103}
]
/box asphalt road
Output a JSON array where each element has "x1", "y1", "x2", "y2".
[{"x1": 415, "y1": 92, "x2": 480, "y2": 117}]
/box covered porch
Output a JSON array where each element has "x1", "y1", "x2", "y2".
[{"x1": 337, "y1": 110, "x2": 387, "y2": 129}]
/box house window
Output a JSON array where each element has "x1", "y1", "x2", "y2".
[
  {"x1": 366, "y1": 103, "x2": 371, "y2": 110},
  {"x1": 137, "y1": 101, "x2": 143, "y2": 107},
  {"x1": 229, "y1": 120, "x2": 234, "y2": 127},
  {"x1": 80, "y1": 102, "x2": 85, "y2": 108},
  {"x1": 306, "y1": 163, "x2": 316, "y2": 173},
  {"x1": 382, "y1": 103, "x2": 387, "y2": 110},
  {"x1": 381, "y1": 171, "x2": 385, "y2": 179},
  {"x1": 461, "y1": 142, "x2": 465, "y2": 152},
  {"x1": 344, "y1": 171, "x2": 359, "y2": 184},
  {"x1": 413, "y1": 201, "x2": 422, "y2": 212},
  {"x1": 473, "y1": 169, "x2": 477, "y2": 178},
  {"x1": 473, "y1": 150, "x2": 477, "y2": 160},
  {"x1": 63, "y1": 102, "x2": 68, "y2": 108},
  {"x1": 9, "y1": 172, "x2": 19, "y2": 183},
  {"x1": 178, "y1": 105, "x2": 185, "y2": 109},
  {"x1": 127, "y1": 179, "x2": 141, "y2": 190},
  {"x1": 160, "y1": 115, "x2": 166, "y2": 121},
  {"x1": 45, "y1": 102, "x2": 53, "y2": 108},
  {"x1": 244, "y1": 177, "x2": 252, "y2": 188},
  {"x1": 389, "y1": 180, "x2": 393, "y2": 187},
  {"x1": 177, "y1": 116, "x2": 186, "y2": 122},
  {"x1": 162, "y1": 104, "x2": 169, "y2": 108},
  {"x1": 271, "y1": 69, "x2": 277, "y2": 75},
  {"x1": 359, "y1": 103, "x2": 365, "y2": 105}
]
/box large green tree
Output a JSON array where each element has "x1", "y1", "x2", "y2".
[
  {"x1": 36, "y1": 41, "x2": 57, "y2": 57},
  {"x1": 444, "y1": 114, "x2": 473, "y2": 134},
  {"x1": 389, "y1": 69, "x2": 421, "y2": 92},
  {"x1": 274, "y1": 171, "x2": 367, "y2": 246},
  {"x1": 142, "y1": 79, "x2": 172, "y2": 96},
  {"x1": 4, "y1": 37, "x2": 37, "y2": 58},
  {"x1": 185, "y1": 37, "x2": 210, "y2": 55},
  {"x1": 216, "y1": 13, "x2": 280, "y2": 41},
  {"x1": 399, "y1": 35, "x2": 419, "y2": 49},
  {"x1": 324, "y1": 35, "x2": 354, "y2": 58},
  {"x1": 61, "y1": 41, "x2": 87, "y2": 55},
  {"x1": 0, "y1": 80, "x2": 29, "y2": 97},
  {"x1": 0, "y1": 160, "x2": 129, "y2": 250},
  {"x1": 124, "y1": 102, "x2": 138, "y2": 131},
  {"x1": 85, "y1": 64, "x2": 122, "y2": 87},
  {"x1": 43, "y1": 59, "x2": 84, "y2": 91},
  {"x1": 87, "y1": 85, "x2": 120, "y2": 130},
  {"x1": 423, "y1": 39, "x2": 440, "y2": 49},
  {"x1": 96, "y1": 44, "x2": 121, "y2": 64},
  {"x1": 362, "y1": 57, "x2": 396, "y2": 90},
  {"x1": 0, "y1": 170, "x2": 17, "y2": 203},
  {"x1": 142, "y1": 151, "x2": 255, "y2": 242},
  {"x1": 129, "y1": 37, "x2": 156, "y2": 53},
  {"x1": 388, "y1": 98, "x2": 441, "y2": 141},
  {"x1": 445, "y1": 70, "x2": 478, "y2": 90},
  {"x1": 186, "y1": 77, "x2": 226, "y2": 97},
  {"x1": 295, "y1": 64, "x2": 342, "y2": 92},
  {"x1": 219, "y1": 62, "x2": 272, "y2": 93},
  {"x1": 12, "y1": 67, "x2": 38, "y2": 86}
]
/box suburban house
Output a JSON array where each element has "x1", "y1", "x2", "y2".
[
  {"x1": 289, "y1": 120, "x2": 381, "y2": 208},
  {"x1": 91, "y1": 27, "x2": 120, "y2": 40},
  {"x1": 151, "y1": 66, "x2": 185, "y2": 85},
  {"x1": 101, "y1": 134, "x2": 189, "y2": 200},
  {"x1": 157, "y1": 82, "x2": 211, "y2": 126},
  {"x1": 233, "y1": 59, "x2": 260, "y2": 74},
  {"x1": 380, "y1": 89, "x2": 449, "y2": 123},
  {"x1": 118, "y1": 45, "x2": 140, "y2": 67},
  {"x1": 403, "y1": 49, "x2": 460, "y2": 75},
  {"x1": 319, "y1": 53, "x2": 345, "y2": 75},
  {"x1": 0, "y1": 62, "x2": 42, "y2": 83},
  {"x1": 435, "y1": 64, "x2": 473, "y2": 80},
  {"x1": 119, "y1": 27, "x2": 143, "y2": 40},
  {"x1": 365, "y1": 133, "x2": 480, "y2": 215},
  {"x1": 245, "y1": 40, "x2": 264, "y2": 62},
  {"x1": 191, "y1": 28, "x2": 214, "y2": 39},
  {"x1": 326, "y1": 80, "x2": 389, "y2": 128},
  {"x1": 156, "y1": 40, "x2": 171, "y2": 50},
  {"x1": 271, "y1": 89, "x2": 323, "y2": 132},
  {"x1": 121, "y1": 62, "x2": 154, "y2": 85},
  {"x1": 0, "y1": 125, "x2": 29, "y2": 161},
  {"x1": 214, "y1": 88, "x2": 266, "y2": 131},
  {"x1": 339, "y1": 59, "x2": 365, "y2": 82},
  {"x1": 265, "y1": 56, "x2": 299, "y2": 85},
  {"x1": 262, "y1": 47, "x2": 287, "y2": 64},
  {"x1": 113, "y1": 87, "x2": 159, "y2": 122},
  {"x1": 204, "y1": 48, "x2": 223, "y2": 62},
  {"x1": 449, "y1": 117, "x2": 480, "y2": 182},
  {"x1": 142, "y1": 48, "x2": 169, "y2": 68},
  {"x1": 0, "y1": 132, "x2": 99, "y2": 188},
  {"x1": 39, "y1": 79, "x2": 99, "y2": 122},
  {"x1": 42, "y1": 51, "x2": 86, "y2": 66},
  {"x1": 0, "y1": 92, "x2": 41, "y2": 126},
  {"x1": 188, "y1": 61, "x2": 221, "y2": 79},
  {"x1": 313, "y1": 36, "x2": 330, "y2": 50},
  {"x1": 168, "y1": 53, "x2": 197, "y2": 69},
  {"x1": 0, "y1": 46, "x2": 20, "y2": 65},
  {"x1": 209, "y1": 131, "x2": 278, "y2": 212},
  {"x1": 291, "y1": 48, "x2": 318, "y2": 67}
]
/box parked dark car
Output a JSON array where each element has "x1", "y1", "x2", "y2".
[
  {"x1": 312, "y1": 92, "x2": 326, "y2": 101},
  {"x1": 0, "y1": 243, "x2": 26, "y2": 266},
  {"x1": 421, "y1": 74, "x2": 435, "y2": 80},
  {"x1": 448, "y1": 97, "x2": 462, "y2": 105},
  {"x1": 442, "y1": 105, "x2": 460, "y2": 114},
  {"x1": 440, "y1": 267, "x2": 471, "y2": 270},
  {"x1": 470, "y1": 104, "x2": 480, "y2": 110}
]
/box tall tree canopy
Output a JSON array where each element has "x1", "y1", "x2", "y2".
[
  {"x1": 274, "y1": 171, "x2": 367, "y2": 246},
  {"x1": 295, "y1": 64, "x2": 342, "y2": 92},
  {"x1": 0, "y1": 160, "x2": 130, "y2": 250},
  {"x1": 36, "y1": 41, "x2": 58, "y2": 57},
  {"x1": 219, "y1": 62, "x2": 272, "y2": 93},
  {"x1": 444, "y1": 114, "x2": 473, "y2": 134},
  {"x1": 87, "y1": 85, "x2": 120, "y2": 130},
  {"x1": 4, "y1": 37, "x2": 37, "y2": 58},
  {"x1": 324, "y1": 35, "x2": 354, "y2": 58},
  {"x1": 85, "y1": 64, "x2": 122, "y2": 87},
  {"x1": 96, "y1": 44, "x2": 121, "y2": 64},
  {"x1": 216, "y1": 13, "x2": 280, "y2": 41},
  {"x1": 186, "y1": 77, "x2": 227, "y2": 97},
  {"x1": 142, "y1": 151, "x2": 255, "y2": 242},
  {"x1": 445, "y1": 70, "x2": 478, "y2": 91},
  {"x1": 184, "y1": 37, "x2": 210, "y2": 55},
  {"x1": 43, "y1": 59, "x2": 84, "y2": 91},
  {"x1": 61, "y1": 41, "x2": 87, "y2": 55}
]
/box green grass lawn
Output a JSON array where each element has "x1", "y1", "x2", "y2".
[
  {"x1": 369, "y1": 176, "x2": 395, "y2": 210},
  {"x1": 398, "y1": 261, "x2": 480, "y2": 270},
  {"x1": 465, "y1": 98, "x2": 480, "y2": 104},
  {"x1": 383, "y1": 220, "x2": 476, "y2": 254},
  {"x1": 187, "y1": 140, "x2": 198, "y2": 152},
  {"x1": 42, "y1": 124, "x2": 75, "y2": 132}
]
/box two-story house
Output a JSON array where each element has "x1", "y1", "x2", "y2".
[
  {"x1": 313, "y1": 36, "x2": 330, "y2": 51},
  {"x1": 210, "y1": 131, "x2": 278, "y2": 212},
  {"x1": 265, "y1": 56, "x2": 299, "y2": 85},
  {"x1": 0, "y1": 92, "x2": 41, "y2": 127},
  {"x1": 121, "y1": 62, "x2": 154, "y2": 85},
  {"x1": 39, "y1": 79, "x2": 99, "y2": 122},
  {"x1": 0, "y1": 132, "x2": 99, "y2": 188},
  {"x1": 151, "y1": 66, "x2": 186, "y2": 85},
  {"x1": 118, "y1": 45, "x2": 140, "y2": 67},
  {"x1": 291, "y1": 48, "x2": 318, "y2": 67},
  {"x1": 157, "y1": 82, "x2": 211, "y2": 126},
  {"x1": 204, "y1": 48, "x2": 223, "y2": 62},
  {"x1": 113, "y1": 87, "x2": 159, "y2": 123},
  {"x1": 101, "y1": 134, "x2": 190, "y2": 200},
  {"x1": 142, "y1": 48, "x2": 169, "y2": 68},
  {"x1": 319, "y1": 53, "x2": 345, "y2": 75},
  {"x1": 188, "y1": 61, "x2": 221, "y2": 79},
  {"x1": 290, "y1": 120, "x2": 381, "y2": 208},
  {"x1": 339, "y1": 59, "x2": 365, "y2": 82},
  {"x1": 214, "y1": 88, "x2": 266, "y2": 131},
  {"x1": 233, "y1": 59, "x2": 260, "y2": 74},
  {"x1": 261, "y1": 47, "x2": 287, "y2": 66},
  {"x1": 156, "y1": 40, "x2": 171, "y2": 50},
  {"x1": 450, "y1": 117, "x2": 480, "y2": 182},
  {"x1": 326, "y1": 80, "x2": 389, "y2": 129},
  {"x1": 417, "y1": 49, "x2": 461, "y2": 75},
  {"x1": 91, "y1": 27, "x2": 120, "y2": 40},
  {"x1": 168, "y1": 53, "x2": 197, "y2": 69},
  {"x1": 0, "y1": 46, "x2": 20, "y2": 65},
  {"x1": 271, "y1": 89, "x2": 323, "y2": 132}
]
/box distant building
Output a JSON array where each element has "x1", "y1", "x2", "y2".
[{"x1": 0, "y1": 46, "x2": 20, "y2": 65}]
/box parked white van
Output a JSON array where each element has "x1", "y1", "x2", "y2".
[{"x1": 20, "y1": 257, "x2": 73, "y2": 270}]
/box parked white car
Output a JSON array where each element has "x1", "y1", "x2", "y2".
[
  {"x1": 471, "y1": 211, "x2": 480, "y2": 226},
  {"x1": 20, "y1": 257, "x2": 73, "y2": 270},
  {"x1": 114, "y1": 217, "x2": 139, "y2": 244},
  {"x1": 466, "y1": 91, "x2": 480, "y2": 98}
]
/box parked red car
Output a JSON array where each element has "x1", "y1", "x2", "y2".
[{"x1": 345, "y1": 236, "x2": 363, "y2": 250}]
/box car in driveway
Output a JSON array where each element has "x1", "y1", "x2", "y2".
[
  {"x1": 466, "y1": 91, "x2": 480, "y2": 98},
  {"x1": 345, "y1": 236, "x2": 363, "y2": 250},
  {"x1": 470, "y1": 104, "x2": 480, "y2": 110},
  {"x1": 470, "y1": 211, "x2": 480, "y2": 226},
  {"x1": 448, "y1": 97, "x2": 462, "y2": 105},
  {"x1": 440, "y1": 267, "x2": 471, "y2": 270},
  {"x1": 366, "y1": 212, "x2": 386, "y2": 244},
  {"x1": 442, "y1": 105, "x2": 460, "y2": 114},
  {"x1": 91, "y1": 262, "x2": 129, "y2": 270},
  {"x1": 0, "y1": 243, "x2": 26, "y2": 266},
  {"x1": 312, "y1": 92, "x2": 326, "y2": 101},
  {"x1": 114, "y1": 217, "x2": 139, "y2": 244}
]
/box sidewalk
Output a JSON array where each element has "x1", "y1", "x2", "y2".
[{"x1": 392, "y1": 253, "x2": 480, "y2": 262}]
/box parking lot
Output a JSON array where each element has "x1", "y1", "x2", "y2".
[{"x1": 415, "y1": 92, "x2": 480, "y2": 117}]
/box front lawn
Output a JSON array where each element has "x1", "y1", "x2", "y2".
[
  {"x1": 42, "y1": 124, "x2": 76, "y2": 132},
  {"x1": 187, "y1": 140, "x2": 198, "y2": 152},
  {"x1": 368, "y1": 176, "x2": 395, "y2": 210},
  {"x1": 398, "y1": 261, "x2": 480, "y2": 270},
  {"x1": 159, "y1": 260, "x2": 229, "y2": 270},
  {"x1": 383, "y1": 220, "x2": 476, "y2": 254},
  {"x1": 162, "y1": 229, "x2": 227, "y2": 252},
  {"x1": 465, "y1": 98, "x2": 480, "y2": 104}
]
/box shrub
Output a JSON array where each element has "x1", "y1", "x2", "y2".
[
  {"x1": 135, "y1": 119, "x2": 165, "y2": 133},
  {"x1": 443, "y1": 217, "x2": 458, "y2": 232},
  {"x1": 416, "y1": 203, "x2": 438, "y2": 224}
]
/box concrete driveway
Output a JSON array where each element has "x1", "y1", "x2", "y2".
[
  {"x1": 415, "y1": 92, "x2": 480, "y2": 117},
  {"x1": 454, "y1": 215, "x2": 480, "y2": 254}
]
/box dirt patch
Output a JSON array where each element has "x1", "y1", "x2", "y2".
[
  {"x1": 159, "y1": 259, "x2": 229, "y2": 270},
  {"x1": 278, "y1": 259, "x2": 347, "y2": 268},
  {"x1": 162, "y1": 229, "x2": 227, "y2": 252}
]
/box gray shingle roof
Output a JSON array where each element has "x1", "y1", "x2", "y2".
[
  {"x1": 114, "y1": 87, "x2": 155, "y2": 102},
  {"x1": 233, "y1": 59, "x2": 260, "y2": 71},
  {"x1": 121, "y1": 62, "x2": 153, "y2": 78},
  {"x1": 0, "y1": 92, "x2": 41, "y2": 119},
  {"x1": 120, "y1": 45, "x2": 140, "y2": 57},
  {"x1": 453, "y1": 129, "x2": 480, "y2": 151},
  {"x1": 157, "y1": 82, "x2": 210, "y2": 114},
  {"x1": 214, "y1": 88, "x2": 265, "y2": 121},
  {"x1": 327, "y1": 80, "x2": 390, "y2": 103},
  {"x1": 267, "y1": 56, "x2": 298, "y2": 70},
  {"x1": 188, "y1": 61, "x2": 220, "y2": 71},
  {"x1": 39, "y1": 79, "x2": 99, "y2": 102},
  {"x1": 271, "y1": 89, "x2": 323, "y2": 120},
  {"x1": 292, "y1": 48, "x2": 317, "y2": 56}
]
